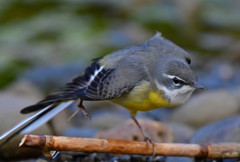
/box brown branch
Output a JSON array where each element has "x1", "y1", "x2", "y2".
[{"x1": 20, "y1": 134, "x2": 240, "y2": 159}]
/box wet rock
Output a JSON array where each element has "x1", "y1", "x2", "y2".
[
  {"x1": 221, "y1": 158, "x2": 240, "y2": 162},
  {"x1": 53, "y1": 153, "x2": 166, "y2": 162},
  {"x1": 95, "y1": 119, "x2": 173, "y2": 143},
  {"x1": 58, "y1": 151, "x2": 90, "y2": 162},
  {"x1": 165, "y1": 122, "x2": 195, "y2": 143},
  {"x1": 170, "y1": 90, "x2": 239, "y2": 128},
  {"x1": 166, "y1": 156, "x2": 194, "y2": 162},
  {"x1": 128, "y1": 155, "x2": 148, "y2": 162},
  {"x1": 191, "y1": 115, "x2": 240, "y2": 144}
]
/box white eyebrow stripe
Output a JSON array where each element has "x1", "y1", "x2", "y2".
[{"x1": 163, "y1": 74, "x2": 186, "y2": 83}]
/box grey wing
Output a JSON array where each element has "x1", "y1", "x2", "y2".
[
  {"x1": 78, "y1": 57, "x2": 148, "y2": 100},
  {"x1": 20, "y1": 56, "x2": 148, "y2": 113}
]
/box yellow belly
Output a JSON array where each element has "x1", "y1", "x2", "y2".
[{"x1": 111, "y1": 81, "x2": 175, "y2": 114}]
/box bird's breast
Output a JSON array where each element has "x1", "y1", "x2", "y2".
[{"x1": 111, "y1": 81, "x2": 175, "y2": 113}]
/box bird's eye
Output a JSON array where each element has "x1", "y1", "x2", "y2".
[
  {"x1": 172, "y1": 77, "x2": 184, "y2": 86},
  {"x1": 173, "y1": 77, "x2": 179, "y2": 84},
  {"x1": 186, "y1": 58, "x2": 191, "y2": 65}
]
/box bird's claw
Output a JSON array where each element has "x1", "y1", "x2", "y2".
[
  {"x1": 67, "y1": 100, "x2": 91, "y2": 122},
  {"x1": 144, "y1": 136, "x2": 152, "y2": 149},
  {"x1": 144, "y1": 137, "x2": 157, "y2": 157},
  {"x1": 77, "y1": 104, "x2": 91, "y2": 120}
]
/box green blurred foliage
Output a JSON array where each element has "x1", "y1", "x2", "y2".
[
  {"x1": 0, "y1": 0, "x2": 239, "y2": 89},
  {"x1": 0, "y1": 60, "x2": 30, "y2": 89},
  {"x1": 0, "y1": 1, "x2": 59, "y2": 24}
]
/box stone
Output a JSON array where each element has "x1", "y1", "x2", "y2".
[
  {"x1": 170, "y1": 90, "x2": 239, "y2": 128},
  {"x1": 190, "y1": 115, "x2": 240, "y2": 144},
  {"x1": 95, "y1": 119, "x2": 173, "y2": 143},
  {"x1": 0, "y1": 81, "x2": 68, "y2": 159},
  {"x1": 166, "y1": 156, "x2": 194, "y2": 162},
  {"x1": 165, "y1": 122, "x2": 195, "y2": 143}
]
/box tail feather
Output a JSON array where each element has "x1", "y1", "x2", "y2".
[
  {"x1": 20, "y1": 60, "x2": 102, "y2": 114},
  {"x1": 0, "y1": 59, "x2": 103, "y2": 147},
  {"x1": 20, "y1": 89, "x2": 81, "y2": 114},
  {"x1": 20, "y1": 102, "x2": 53, "y2": 114},
  {"x1": 0, "y1": 101, "x2": 75, "y2": 147},
  {"x1": 20, "y1": 75, "x2": 88, "y2": 114}
]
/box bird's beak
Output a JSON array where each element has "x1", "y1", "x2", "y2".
[{"x1": 193, "y1": 81, "x2": 204, "y2": 90}]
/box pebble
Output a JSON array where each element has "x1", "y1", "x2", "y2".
[
  {"x1": 165, "y1": 156, "x2": 193, "y2": 162},
  {"x1": 95, "y1": 119, "x2": 173, "y2": 143},
  {"x1": 191, "y1": 115, "x2": 240, "y2": 144}
]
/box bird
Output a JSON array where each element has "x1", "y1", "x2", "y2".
[{"x1": 0, "y1": 33, "x2": 203, "y2": 148}]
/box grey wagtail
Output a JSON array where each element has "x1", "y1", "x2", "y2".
[{"x1": 0, "y1": 33, "x2": 203, "y2": 148}]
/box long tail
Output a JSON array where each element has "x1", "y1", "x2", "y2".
[
  {"x1": 0, "y1": 59, "x2": 103, "y2": 147},
  {"x1": 0, "y1": 100, "x2": 75, "y2": 147}
]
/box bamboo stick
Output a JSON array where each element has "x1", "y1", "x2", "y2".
[{"x1": 19, "y1": 134, "x2": 240, "y2": 159}]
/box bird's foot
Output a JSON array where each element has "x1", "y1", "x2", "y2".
[
  {"x1": 77, "y1": 103, "x2": 91, "y2": 120},
  {"x1": 67, "y1": 100, "x2": 91, "y2": 122},
  {"x1": 144, "y1": 137, "x2": 157, "y2": 157}
]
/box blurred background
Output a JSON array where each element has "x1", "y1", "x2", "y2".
[{"x1": 0, "y1": 0, "x2": 240, "y2": 161}]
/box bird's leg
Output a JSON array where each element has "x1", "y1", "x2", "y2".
[
  {"x1": 77, "y1": 99, "x2": 91, "y2": 120},
  {"x1": 130, "y1": 114, "x2": 151, "y2": 147},
  {"x1": 130, "y1": 114, "x2": 156, "y2": 156},
  {"x1": 67, "y1": 100, "x2": 91, "y2": 122}
]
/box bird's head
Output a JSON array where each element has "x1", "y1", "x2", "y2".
[{"x1": 154, "y1": 59, "x2": 203, "y2": 106}]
